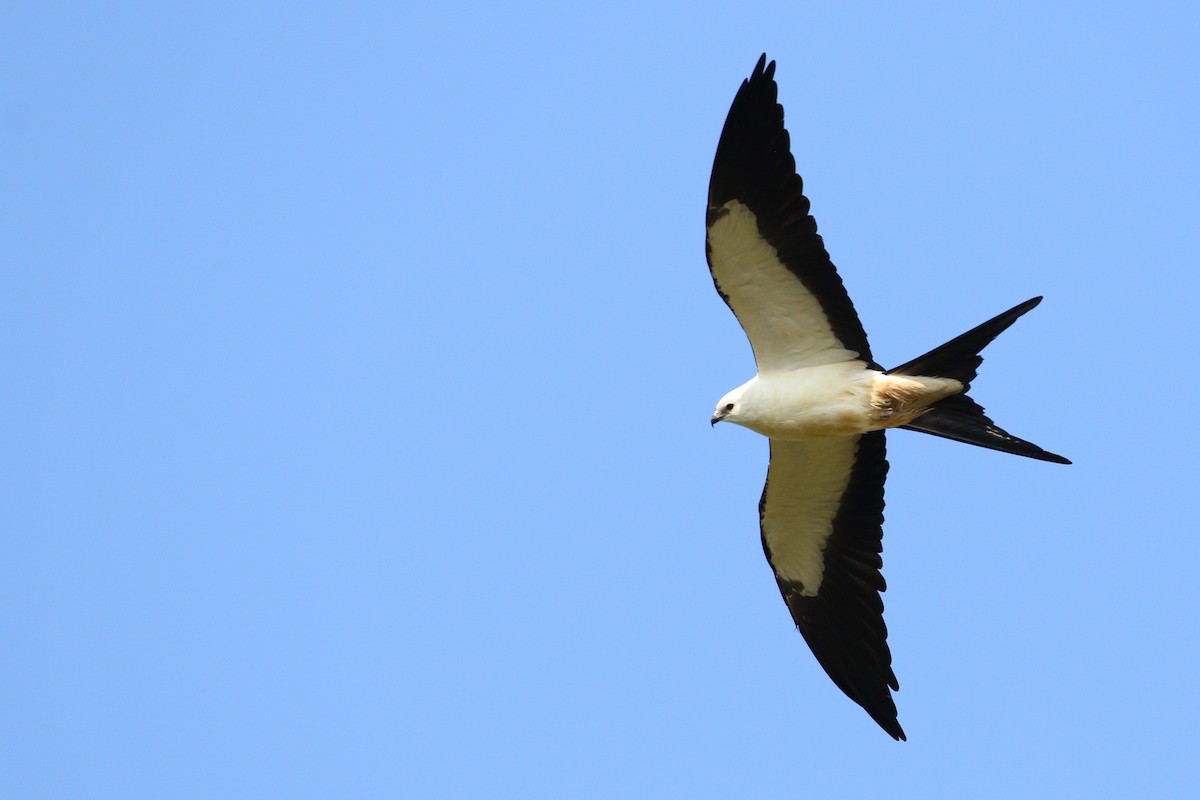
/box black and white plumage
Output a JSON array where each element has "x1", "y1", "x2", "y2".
[{"x1": 706, "y1": 55, "x2": 1069, "y2": 741}]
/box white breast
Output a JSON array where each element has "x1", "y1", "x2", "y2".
[{"x1": 739, "y1": 363, "x2": 878, "y2": 440}]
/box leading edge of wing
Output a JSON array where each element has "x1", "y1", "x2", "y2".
[
  {"x1": 760, "y1": 431, "x2": 905, "y2": 740},
  {"x1": 706, "y1": 55, "x2": 874, "y2": 370}
]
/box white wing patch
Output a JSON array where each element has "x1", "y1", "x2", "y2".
[
  {"x1": 708, "y1": 201, "x2": 859, "y2": 371},
  {"x1": 761, "y1": 436, "x2": 859, "y2": 596}
]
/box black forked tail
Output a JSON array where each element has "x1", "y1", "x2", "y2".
[
  {"x1": 901, "y1": 394, "x2": 1070, "y2": 463},
  {"x1": 887, "y1": 297, "x2": 1071, "y2": 465}
]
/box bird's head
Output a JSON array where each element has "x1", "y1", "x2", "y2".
[{"x1": 711, "y1": 385, "x2": 749, "y2": 427}]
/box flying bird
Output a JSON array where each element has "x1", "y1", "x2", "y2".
[{"x1": 706, "y1": 55, "x2": 1069, "y2": 741}]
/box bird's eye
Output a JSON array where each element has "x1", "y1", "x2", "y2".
[{"x1": 724, "y1": 403, "x2": 735, "y2": 412}]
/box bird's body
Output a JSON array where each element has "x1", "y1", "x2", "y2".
[
  {"x1": 716, "y1": 366, "x2": 963, "y2": 439},
  {"x1": 705, "y1": 55, "x2": 1068, "y2": 741}
]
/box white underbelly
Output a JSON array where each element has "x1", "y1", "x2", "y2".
[
  {"x1": 743, "y1": 363, "x2": 878, "y2": 440},
  {"x1": 739, "y1": 365, "x2": 963, "y2": 441}
]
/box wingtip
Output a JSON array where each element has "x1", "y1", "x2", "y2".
[
  {"x1": 751, "y1": 53, "x2": 775, "y2": 82},
  {"x1": 873, "y1": 713, "x2": 907, "y2": 741}
]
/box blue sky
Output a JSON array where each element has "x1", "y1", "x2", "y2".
[{"x1": 4, "y1": 1, "x2": 1198, "y2": 797}]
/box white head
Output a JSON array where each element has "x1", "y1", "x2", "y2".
[{"x1": 711, "y1": 382, "x2": 753, "y2": 428}]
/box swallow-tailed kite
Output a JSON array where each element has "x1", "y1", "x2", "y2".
[{"x1": 706, "y1": 55, "x2": 1069, "y2": 741}]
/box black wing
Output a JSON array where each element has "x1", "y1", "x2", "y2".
[
  {"x1": 706, "y1": 54, "x2": 875, "y2": 371},
  {"x1": 761, "y1": 431, "x2": 904, "y2": 740}
]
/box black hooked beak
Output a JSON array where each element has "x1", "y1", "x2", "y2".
[{"x1": 711, "y1": 413, "x2": 723, "y2": 427}]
